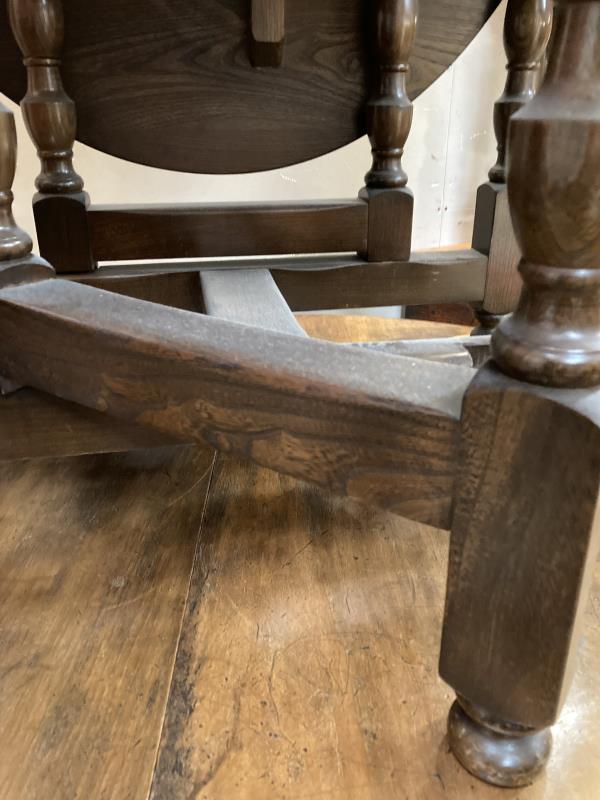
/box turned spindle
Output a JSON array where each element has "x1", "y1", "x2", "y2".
[
  {"x1": 489, "y1": 0, "x2": 552, "y2": 184},
  {"x1": 0, "y1": 101, "x2": 53, "y2": 393},
  {"x1": 0, "y1": 102, "x2": 32, "y2": 265},
  {"x1": 8, "y1": 0, "x2": 82, "y2": 194},
  {"x1": 8, "y1": 0, "x2": 94, "y2": 273},
  {"x1": 492, "y1": 0, "x2": 600, "y2": 387},
  {"x1": 360, "y1": 0, "x2": 417, "y2": 262},
  {"x1": 471, "y1": 0, "x2": 552, "y2": 333}
]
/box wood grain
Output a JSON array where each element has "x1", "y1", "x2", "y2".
[
  {"x1": 149, "y1": 455, "x2": 452, "y2": 800},
  {"x1": 0, "y1": 0, "x2": 501, "y2": 173},
  {"x1": 88, "y1": 201, "x2": 368, "y2": 262},
  {"x1": 1, "y1": 315, "x2": 600, "y2": 799},
  {"x1": 0, "y1": 315, "x2": 467, "y2": 463},
  {"x1": 74, "y1": 250, "x2": 488, "y2": 312},
  {"x1": 8, "y1": 0, "x2": 84, "y2": 195},
  {"x1": 297, "y1": 314, "x2": 471, "y2": 342},
  {"x1": 472, "y1": 184, "x2": 522, "y2": 314},
  {"x1": 149, "y1": 454, "x2": 600, "y2": 799},
  {"x1": 0, "y1": 101, "x2": 32, "y2": 263},
  {"x1": 0, "y1": 444, "x2": 214, "y2": 800},
  {"x1": 359, "y1": 0, "x2": 417, "y2": 262},
  {"x1": 0, "y1": 279, "x2": 473, "y2": 528},
  {"x1": 0, "y1": 388, "x2": 177, "y2": 461},
  {"x1": 441, "y1": 364, "x2": 600, "y2": 726},
  {"x1": 8, "y1": 0, "x2": 95, "y2": 273},
  {"x1": 493, "y1": 0, "x2": 600, "y2": 387}
]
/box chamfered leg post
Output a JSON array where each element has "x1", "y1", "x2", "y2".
[
  {"x1": 471, "y1": 0, "x2": 552, "y2": 332},
  {"x1": 440, "y1": 0, "x2": 600, "y2": 787},
  {"x1": 359, "y1": 0, "x2": 417, "y2": 262},
  {"x1": 8, "y1": 0, "x2": 94, "y2": 273}
]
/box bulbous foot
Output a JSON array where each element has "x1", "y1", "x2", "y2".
[{"x1": 447, "y1": 696, "x2": 552, "y2": 788}]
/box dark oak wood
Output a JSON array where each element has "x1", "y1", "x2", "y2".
[
  {"x1": 360, "y1": 0, "x2": 417, "y2": 262},
  {"x1": 0, "y1": 101, "x2": 32, "y2": 264},
  {"x1": 471, "y1": 0, "x2": 552, "y2": 329},
  {"x1": 441, "y1": 365, "x2": 600, "y2": 785},
  {"x1": 75, "y1": 269, "x2": 205, "y2": 312},
  {"x1": 88, "y1": 201, "x2": 367, "y2": 262},
  {"x1": 8, "y1": 0, "x2": 83, "y2": 195},
  {"x1": 0, "y1": 388, "x2": 177, "y2": 461},
  {"x1": 298, "y1": 313, "x2": 472, "y2": 342},
  {"x1": 74, "y1": 250, "x2": 488, "y2": 312},
  {"x1": 250, "y1": 0, "x2": 285, "y2": 67},
  {"x1": 492, "y1": 0, "x2": 600, "y2": 388},
  {"x1": 0, "y1": 278, "x2": 473, "y2": 529},
  {"x1": 488, "y1": 0, "x2": 552, "y2": 185},
  {"x1": 0, "y1": 0, "x2": 500, "y2": 174},
  {"x1": 472, "y1": 184, "x2": 522, "y2": 314},
  {"x1": 1, "y1": 1, "x2": 596, "y2": 790},
  {"x1": 442, "y1": 1, "x2": 600, "y2": 787},
  {"x1": 0, "y1": 100, "x2": 54, "y2": 295},
  {"x1": 8, "y1": 0, "x2": 94, "y2": 274},
  {"x1": 273, "y1": 250, "x2": 487, "y2": 311}
]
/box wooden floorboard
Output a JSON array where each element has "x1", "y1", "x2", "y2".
[
  {"x1": 1, "y1": 316, "x2": 599, "y2": 799},
  {"x1": 0, "y1": 445, "x2": 214, "y2": 800},
  {"x1": 149, "y1": 456, "x2": 600, "y2": 800}
]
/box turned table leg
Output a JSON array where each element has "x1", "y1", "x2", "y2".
[
  {"x1": 8, "y1": 0, "x2": 94, "y2": 273},
  {"x1": 471, "y1": 0, "x2": 552, "y2": 332},
  {"x1": 0, "y1": 100, "x2": 54, "y2": 396},
  {"x1": 359, "y1": 0, "x2": 417, "y2": 262},
  {"x1": 440, "y1": 0, "x2": 600, "y2": 787}
]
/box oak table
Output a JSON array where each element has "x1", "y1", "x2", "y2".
[{"x1": 1, "y1": 316, "x2": 598, "y2": 800}]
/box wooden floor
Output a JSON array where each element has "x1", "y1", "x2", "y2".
[{"x1": 1, "y1": 316, "x2": 599, "y2": 800}]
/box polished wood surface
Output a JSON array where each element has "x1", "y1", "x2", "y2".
[
  {"x1": 7, "y1": 0, "x2": 83, "y2": 195},
  {"x1": 441, "y1": 364, "x2": 600, "y2": 784},
  {"x1": 0, "y1": 0, "x2": 598, "y2": 789},
  {"x1": 470, "y1": 0, "x2": 551, "y2": 326},
  {"x1": 0, "y1": 317, "x2": 599, "y2": 799},
  {"x1": 488, "y1": 0, "x2": 552, "y2": 184},
  {"x1": 441, "y1": 2, "x2": 600, "y2": 786},
  {"x1": 250, "y1": 0, "x2": 285, "y2": 67},
  {"x1": 0, "y1": 388, "x2": 177, "y2": 461},
  {"x1": 76, "y1": 249, "x2": 488, "y2": 313},
  {"x1": 0, "y1": 445, "x2": 214, "y2": 800},
  {"x1": 88, "y1": 201, "x2": 368, "y2": 262},
  {"x1": 0, "y1": 0, "x2": 500, "y2": 173},
  {"x1": 0, "y1": 102, "x2": 31, "y2": 262},
  {"x1": 472, "y1": 184, "x2": 522, "y2": 314},
  {"x1": 8, "y1": 0, "x2": 94, "y2": 273},
  {"x1": 493, "y1": 0, "x2": 600, "y2": 387},
  {"x1": 360, "y1": 0, "x2": 417, "y2": 262}
]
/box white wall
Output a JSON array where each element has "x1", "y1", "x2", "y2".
[{"x1": 5, "y1": 1, "x2": 506, "y2": 254}]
